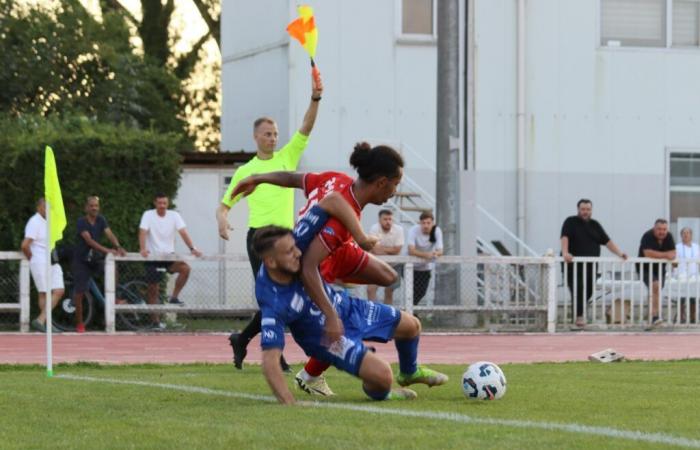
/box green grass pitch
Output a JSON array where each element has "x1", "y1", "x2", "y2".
[{"x1": 1, "y1": 360, "x2": 699, "y2": 449}]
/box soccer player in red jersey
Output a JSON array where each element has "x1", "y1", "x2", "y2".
[{"x1": 232, "y1": 142, "x2": 405, "y2": 395}]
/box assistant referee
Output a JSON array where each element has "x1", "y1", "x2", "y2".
[{"x1": 216, "y1": 73, "x2": 323, "y2": 370}]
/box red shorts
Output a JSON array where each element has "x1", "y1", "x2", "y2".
[{"x1": 319, "y1": 241, "x2": 370, "y2": 283}]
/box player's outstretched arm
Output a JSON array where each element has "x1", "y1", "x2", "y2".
[
  {"x1": 300, "y1": 238, "x2": 344, "y2": 344},
  {"x1": 298, "y1": 72, "x2": 324, "y2": 136},
  {"x1": 317, "y1": 193, "x2": 378, "y2": 251},
  {"x1": 232, "y1": 172, "x2": 306, "y2": 198},
  {"x1": 262, "y1": 348, "x2": 295, "y2": 405}
]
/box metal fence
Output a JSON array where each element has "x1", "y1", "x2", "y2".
[
  {"x1": 4, "y1": 252, "x2": 700, "y2": 332},
  {"x1": 558, "y1": 257, "x2": 700, "y2": 328},
  {"x1": 0, "y1": 252, "x2": 30, "y2": 332},
  {"x1": 102, "y1": 253, "x2": 557, "y2": 333}
]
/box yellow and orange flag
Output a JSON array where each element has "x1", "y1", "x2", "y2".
[{"x1": 286, "y1": 5, "x2": 321, "y2": 84}]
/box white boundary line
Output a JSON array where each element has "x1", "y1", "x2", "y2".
[{"x1": 56, "y1": 374, "x2": 700, "y2": 449}]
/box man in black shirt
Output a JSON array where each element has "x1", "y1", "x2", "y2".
[
  {"x1": 637, "y1": 218, "x2": 676, "y2": 328},
  {"x1": 72, "y1": 196, "x2": 126, "y2": 332},
  {"x1": 561, "y1": 199, "x2": 627, "y2": 328}
]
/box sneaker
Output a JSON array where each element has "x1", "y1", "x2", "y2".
[
  {"x1": 397, "y1": 365, "x2": 449, "y2": 388},
  {"x1": 168, "y1": 297, "x2": 185, "y2": 306},
  {"x1": 31, "y1": 319, "x2": 46, "y2": 333},
  {"x1": 150, "y1": 322, "x2": 167, "y2": 332},
  {"x1": 76, "y1": 323, "x2": 86, "y2": 333},
  {"x1": 295, "y1": 370, "x2": 336, "y2": 396},
  {"x1": 646, "y1": 317, "x2": 664, "y2": 330},
  {"x1": 387, "y1": 388, "x2": 418, "y2": 400},
  {"x1": 228, "y1": 333, "x2": 247, "y2": 369}
]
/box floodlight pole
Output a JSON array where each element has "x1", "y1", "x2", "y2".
[{"x1": 436, "y1": 0, "x2": 461, "y2": 303}]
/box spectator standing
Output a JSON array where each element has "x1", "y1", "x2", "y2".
[
  {"x1": 216, "y1": 72, "x2": 322, "y2": 371},
  {"x1": 560, "y1": 199, "x2": 627, "y2": 328},
  {"x1": 139, "y1": 193, "x2": 202, "y2": 330},
  {"x1": 637, "y1": 219, "x2": 676, "y2": 328},
  {"x1": 366, "y1": 209, "x2": 404, "y2": 305},
  {"x1": 21, "y1": 198, "x2": 64, "y2": 332},
  {"x1": 72, "y1": 196, "x2": 126, "y2": 333},
  {"x1": 675, "y1": 227, "x2": 699, "y2": 278},
  {"x1": 407, "y1": 211, "x2": 443, "y2": 305}
]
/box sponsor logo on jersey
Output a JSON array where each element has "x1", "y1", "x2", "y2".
[
  {"x1": 261, "y1": 318, "x2": 276, "y2": 326},
  {"x1": 263, "y1": 329, "x2": 276, "y2": 341},
  {"x1": 291, "y1": 293, "x2": 304, "y2": 313}
]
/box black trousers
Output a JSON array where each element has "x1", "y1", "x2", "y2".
[
  {"x1": 565, "y1": 262, "x2": 595, "y2": 317},
  {"x1": 413, "y1": 271, "x2": 432, "y2": 305},
  {"x1": 239, "y1": 228, "x2": 263, "y2": 343}
]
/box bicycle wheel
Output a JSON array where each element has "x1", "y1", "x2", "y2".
[
  {"x1": 116, "y1": 280, "x2": 152, "y2": 331},
  {"x1": 53, "y1": 279, "x2": 96, "y2": 332}
]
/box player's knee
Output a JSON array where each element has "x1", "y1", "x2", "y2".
[
  {"x1": 408, "y1": 313, "x2": 421, "y2": 336},
  {"x1": 180, "y1": 263, "x2": 191, "y2": 275}
]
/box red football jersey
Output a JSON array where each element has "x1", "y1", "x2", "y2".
[{"x1": 299, "y1": 171, "x2": 361, "y2": 253}]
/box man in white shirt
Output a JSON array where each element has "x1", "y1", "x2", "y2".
[
  {"x1": 366, "y1": 209, "x2": 404, "y2": 305},
  {"x1": 407, "y1": 211, "x2": 443, "y2": 305},
  {"x1": 675, "y1": 227, "x2": 699, "y2": 278},
  {"x1": 139, "y1": 193, "x2": 201, "y2": 329},
  {"x1": 20, "y1": 198, "x2": 64, "y2": 332}
]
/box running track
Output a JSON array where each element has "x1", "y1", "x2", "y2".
[{"x1": 2, "y1": 332, "x2": 700, "y2": 365}]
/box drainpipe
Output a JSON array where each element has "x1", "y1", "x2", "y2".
[{"x1": 516, "y1": 0, "x2": 526, "y2": 254}]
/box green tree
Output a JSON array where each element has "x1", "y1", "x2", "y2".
[{"x1": 0, "y1": 0, "x2": 186, "y2": 135}]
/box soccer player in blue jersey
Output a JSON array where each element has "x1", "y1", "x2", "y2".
[{"x1": 253, "y1": 204, "x2": 448, "y2": 404}]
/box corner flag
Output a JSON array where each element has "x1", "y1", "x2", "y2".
[
  {"x1": 44, "y1": 145, "x2": 66, "y2": 377},
  {"x1": 44, "y1": 145, "x2": 66, "y2": 250}
]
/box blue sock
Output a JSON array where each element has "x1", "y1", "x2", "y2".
[
  {"x1": 395, "y1": 336, "x2": 419, "y2": 375},
  {"x1": 362, "y1": 384, "x2": 390, "y2": 401}
]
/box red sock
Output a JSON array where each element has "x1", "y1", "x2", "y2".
[{"x1": 304, "y1": 357, "x2": 331, "y2": 377}]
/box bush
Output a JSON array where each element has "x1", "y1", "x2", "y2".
[{"x1": 0, "y1": 115, "x2": 185, "y2": 252}]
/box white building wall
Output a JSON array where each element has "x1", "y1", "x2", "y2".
[{"x1": 475, "y1": 0, "x2": 700, "y2": 256}]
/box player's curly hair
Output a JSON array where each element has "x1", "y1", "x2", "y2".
[
  {"x1": 252, "y1": 226, "x2": 293, "y2": 258},
  {"x1": 349, "y1": 142, "x2": 404, "y2": 182}
]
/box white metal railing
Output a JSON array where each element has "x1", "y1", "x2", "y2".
[
  {"x1": 0, "y1": 252, "x2": 31, "y2": 332},
  {"x1": 102, "y1": 253, "x2": 556, "y2": 333},
  {"x1": 557, "y1": 256, "x2": 700, "y2": 328}
]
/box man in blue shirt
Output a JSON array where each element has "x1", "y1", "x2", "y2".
[{"x1": 254, "y1": 205, "x2": 448, "y2": 404}]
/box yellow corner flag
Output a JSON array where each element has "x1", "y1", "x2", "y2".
[{"x1": 44, "y1": 146, "x2": 66, "y2": 250}]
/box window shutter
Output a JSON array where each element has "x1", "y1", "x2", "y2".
[
  {"x1": 601, "y1": 0, "x2": 666, "y2": 47},
  {"x1": 673, "y1": 0, "x2": 700, "y2": 46}
]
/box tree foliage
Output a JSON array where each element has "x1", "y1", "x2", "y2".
[{"x1": 0, "y1": 0, "x2": 187, "y2": 135}]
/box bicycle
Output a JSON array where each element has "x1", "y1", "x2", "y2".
[{"x1": 53, "y1": 274, "x2": 160, "y2": 332}]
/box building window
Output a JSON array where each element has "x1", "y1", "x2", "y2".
[
  {"x1": 600, "y1": 0, "x2": 700, "y2": 48},
  {"x1": 669, "y1": 152, "x2": 700, "y2": 237},
  {"x1": 673, "y1": 0, "x2": 700, "y2": 46},
  {"x1": 400, "y1": 0, "x2": 434, "y2": 36}
]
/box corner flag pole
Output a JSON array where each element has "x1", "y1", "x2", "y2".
[
  {"x1": 45, "y1": 199, "x2": 53, "y2": 377},
  {"x1": 44, "y1": 145, "x2": 66, "y2": 377}
]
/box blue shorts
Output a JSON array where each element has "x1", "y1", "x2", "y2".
[{"x1": 293, "y1": 297, "x2": 402, "y2": 376}]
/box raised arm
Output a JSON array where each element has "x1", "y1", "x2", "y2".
[
  {"x1": 300, "y1": 237, "x2": 343, "y2": 344},
  {"x1": 316, "y1": 192, "x2": 377, "y2": 251},
  {"x1": 262, "y1": 348, "x2": 295, "y2": 405},
  {"x1": 298, "y1": 72, "x2": 324, "y2": 136},
  {"x1": 232, "y1": 172, "x2": 306, "y2": 199}
]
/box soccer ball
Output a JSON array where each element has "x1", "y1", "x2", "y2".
[{"x1": 462, "y1": 361, "x2": 507, "y2": 400}]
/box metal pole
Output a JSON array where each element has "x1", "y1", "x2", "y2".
[
  {"x1": 516, "y1": 0, "x2": 527, "y2": 253},
  {"x1": 436, "y1": 0, "x2": 461, "y2": 304},
  {"x1": 46, "y1": 201, "x2": 53, "y2": 377}
]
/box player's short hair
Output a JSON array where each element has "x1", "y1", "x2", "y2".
[
  {"x1": 419, "y1": 211, "x2": 434, "y2": 221},
  {"x1": 253, "y1": 117, "x2": 276, "y2": 131},
  {"x1": 85, "y1": 195, "x2": 100, "y2": 205},
  {"x1": 577, "y1": 198, "x2": 592, "y2": 208},
  {"x1": 253, "y1": 226, "x2": 293, "y2": 258},
  {"x1": 350, "y1": 142, "x2": 404, "y2": 182},
  {"x1": 654, "y1": 218, "x2": 668, "y2": 226},
  {"x1": 154, "y1": 192, "x2": 168, "y2": 201},
  {"x1": 378, "y1": 209, "x2": 393, "y2": 217}
]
